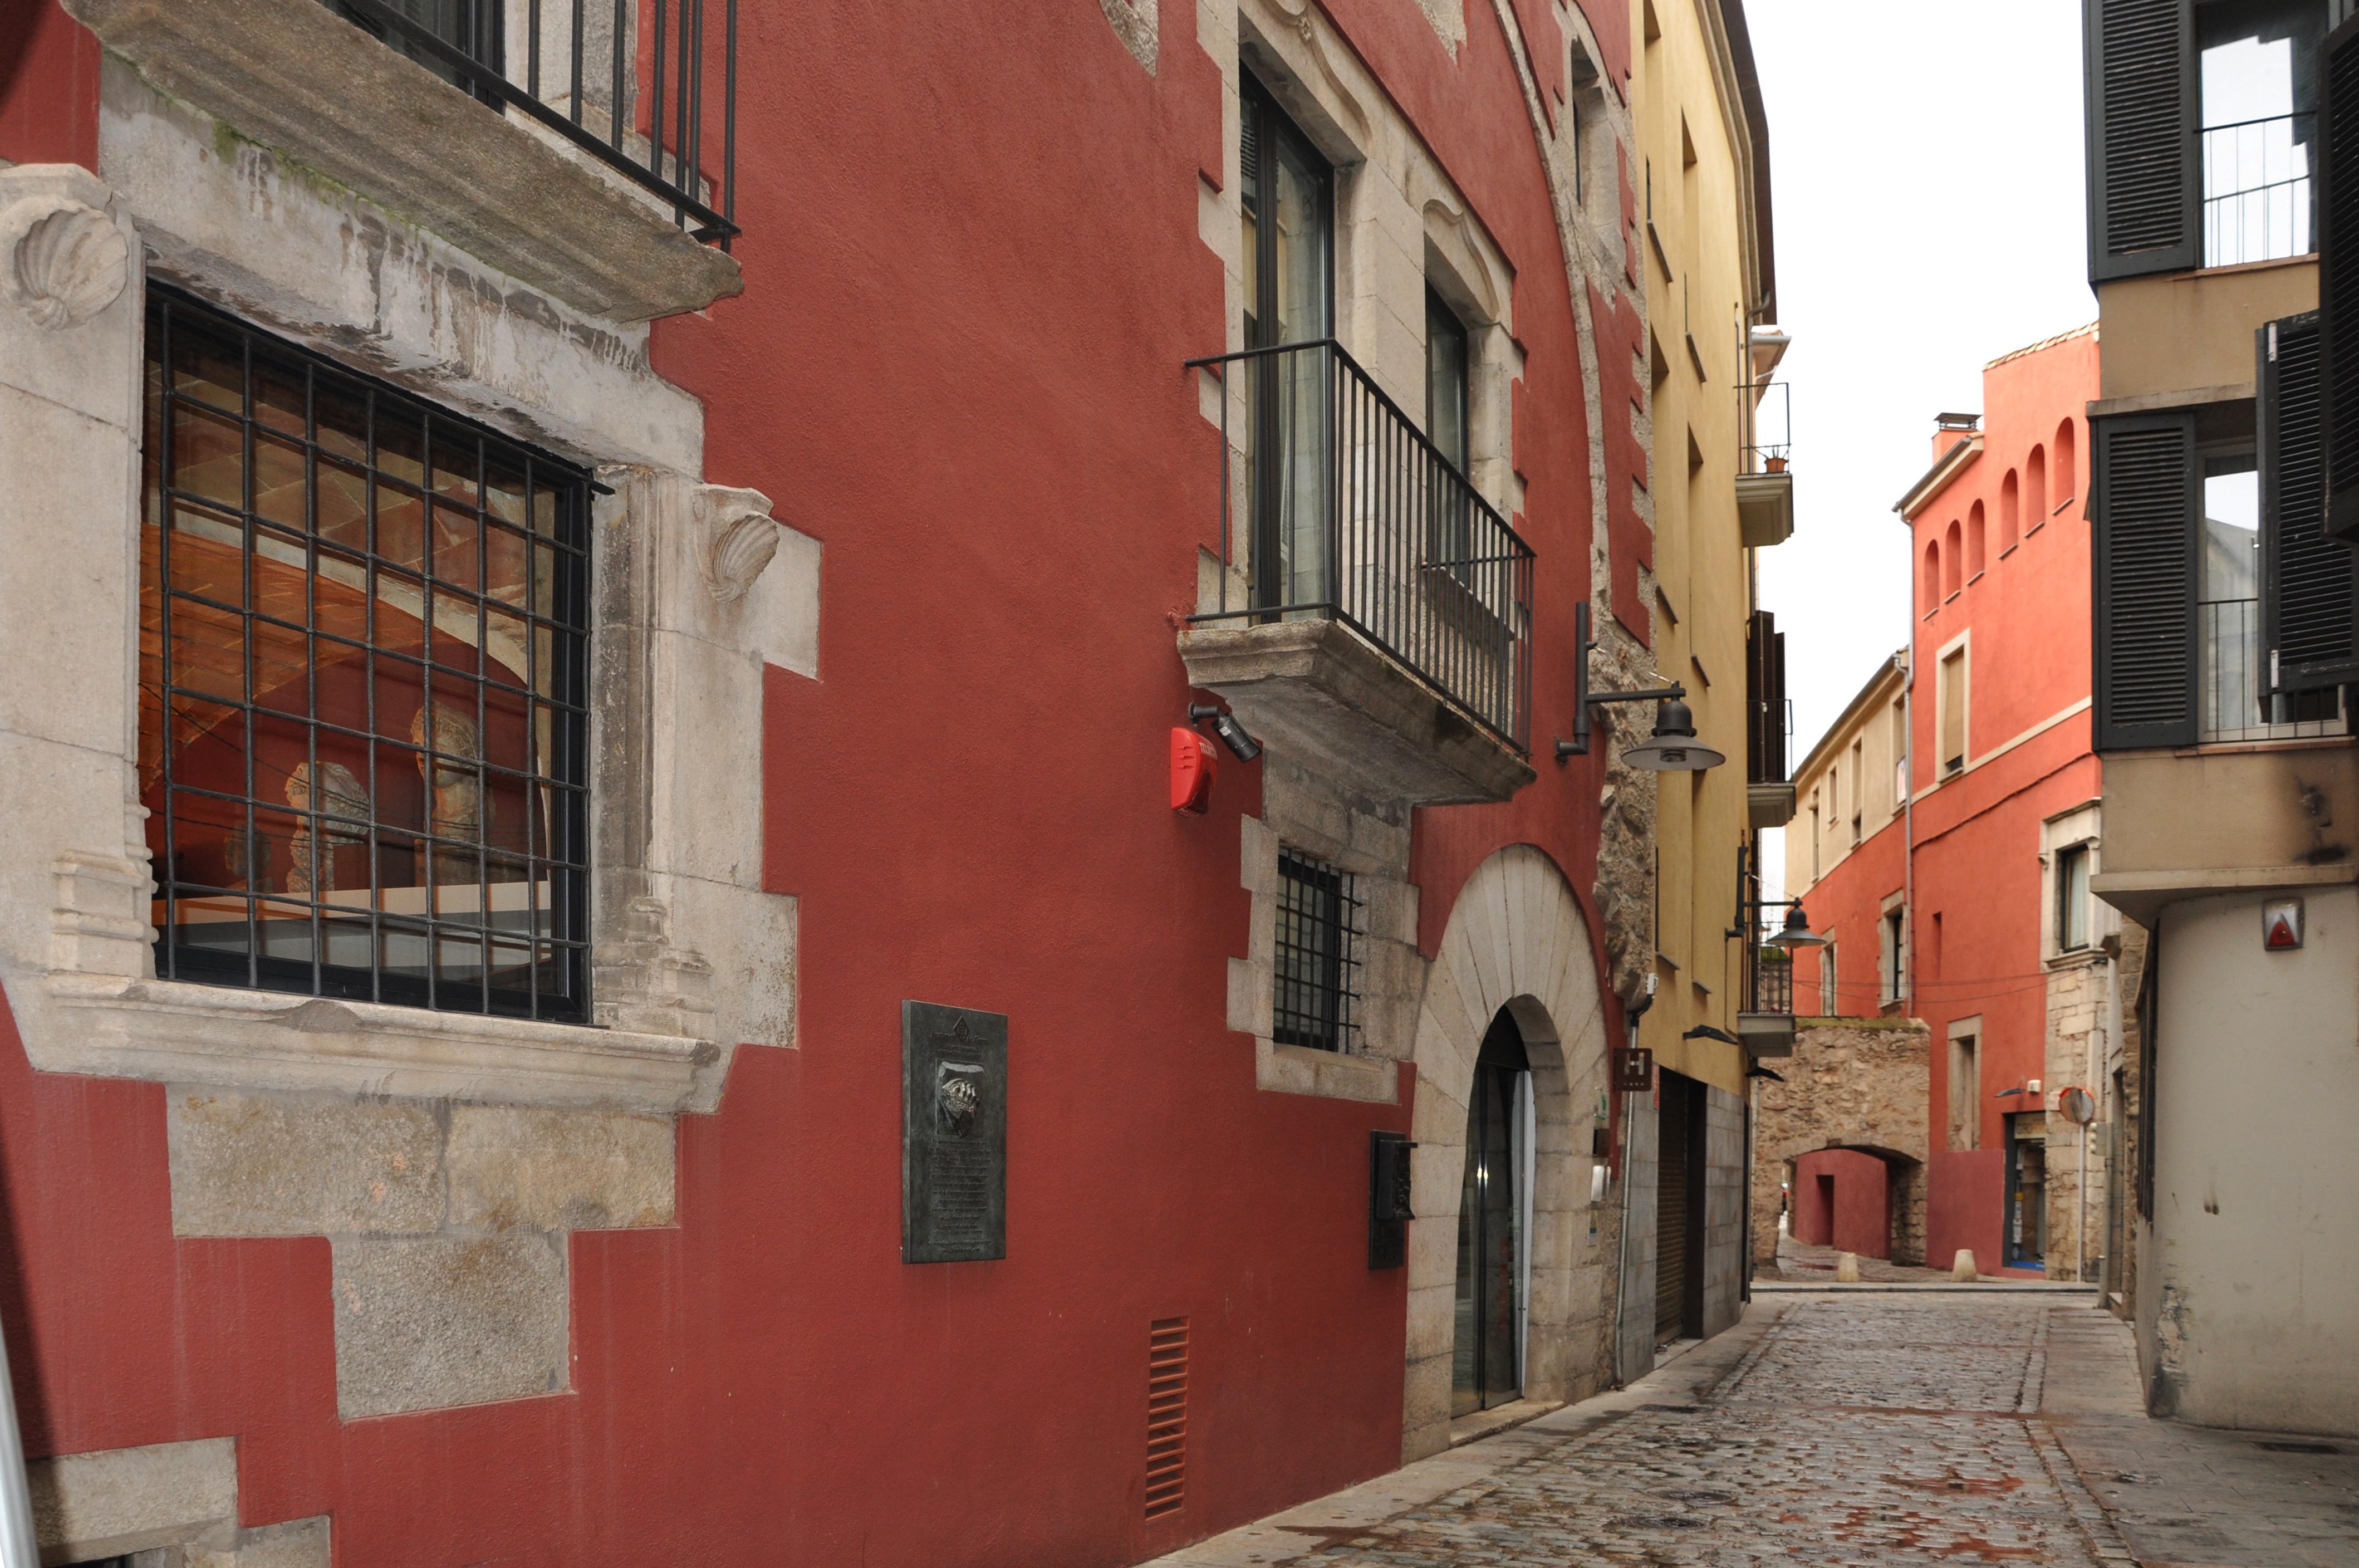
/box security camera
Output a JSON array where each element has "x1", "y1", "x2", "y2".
[{"x1": 1189, "y1": 703, "x2": 1262, "y2": 762}]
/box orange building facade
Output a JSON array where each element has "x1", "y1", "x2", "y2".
[{"x1": 1789, "y1": 327, "x2": 2120, "y2": 1280}]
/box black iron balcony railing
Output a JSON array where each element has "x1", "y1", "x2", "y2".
[
  {"x1": 1186, "y1": 339, "x2": 1535, "y2": 751},
  {"x1": 1751, "y1": 950, "x2": 1793, "y2": 1016},
  {"x1": 2198, "y1": 597, "x2": 2347, "y2": 742},
  {"x1": 2203, "y1": 110, "x2": 2313, "y2": 268},
  {"x1": 1744, "y1": 379, "x2": 1792, "y2": 474},
  {"x1": 332, "y1": 0, "x2": 737, "y2": 245}
]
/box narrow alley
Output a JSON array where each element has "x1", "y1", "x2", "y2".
[{"x1": 1151, "y1": 1293, "x2": 2359, "y2": 1568}]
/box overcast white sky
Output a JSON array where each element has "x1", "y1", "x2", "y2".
[{"x1": 1745, "y1": 1, "x2": 2098, "y2": 899}]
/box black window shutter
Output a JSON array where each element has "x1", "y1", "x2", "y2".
[
  {"x1": 2323, "y1": 15, "x2": 2359, "y2": 539},
  {"x1": 1747, "y1": 610, "x2": 1787, "y2": 785},
  {"x1": 2093, "y1": 411, "x2": 2200, "y2": 749},
  {"x1": 2261, "y1": 312, "x2": 2359, "y2": 693},
  {"x1": 2085, "y1": 0, "x2": 2198, "y2": 282}
]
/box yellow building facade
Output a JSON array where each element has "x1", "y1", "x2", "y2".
[{"x1": 1627, "y1": 0, "x2": 1786, "y2": 1101}]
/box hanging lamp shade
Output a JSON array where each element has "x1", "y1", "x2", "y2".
[{"x1": 1619, "y1": 699, "x2": 1725, "y2": 772}]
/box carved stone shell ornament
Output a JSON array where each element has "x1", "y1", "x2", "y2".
[
  {"x1": 0, "y1": 195, "x2": 129, "y2": 331},
  {"x1": 695, "y1": 484, "x2": 782, "y2": 604}
]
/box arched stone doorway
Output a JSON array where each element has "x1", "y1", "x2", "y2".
[
  {"x1": 1403, "y1": 846, "x2": 1608, "y2": 1462},
  {"x1": 1453, "y1": 1009, "x2": 1531, "y2": 1417}
]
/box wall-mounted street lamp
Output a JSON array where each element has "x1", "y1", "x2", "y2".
[
  {"x1": 1553, "y1": 602, "x2": 1724, "y2": 772},
  {"x1": 1762, "y1": 903, "x2": 1829, "y2": 949}
]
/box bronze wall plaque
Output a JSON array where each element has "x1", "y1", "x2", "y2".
[{"x1": 902, "y1": 1001, "x2": 1008, "y2": 1263}]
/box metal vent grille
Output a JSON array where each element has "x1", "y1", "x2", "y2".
[{"x1": 1145, "y1": 1317, "x2": 1189, "y2": 1521}]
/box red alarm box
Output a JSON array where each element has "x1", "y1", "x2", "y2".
[{"x1": 1170, "y1": 727, "x2": 1217, "y2": 814}]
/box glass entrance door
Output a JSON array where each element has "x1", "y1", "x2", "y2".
[
  {"x1": 2006, "y1": 1112, "x2": 2047, "y2": 1270},
  {"x1": 1453, "y1": 1012, "x2": 1529, "y2": 1417}
]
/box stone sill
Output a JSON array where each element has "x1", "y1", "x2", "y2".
[
  {"x1": 66, "y1": 0, "x2": 740, "y2": 322},
  {"x1": 1254, "y1": 1036, "x2": 1399, "y2": 1102},
  {"x1": 1179, "y1": 618, "x2": 1536, "y2": 806},
  {"x1": 39, "y1": 971, "x2": 723, "y2": 1113}
]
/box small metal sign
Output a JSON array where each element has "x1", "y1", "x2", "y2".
[
  {"x1": 903, "y1": 1001, "x2": 1008, "y2": 1264},
  {"x1": 2263, "y1": 898, "x2": 2304, "y2": 952},
  {"x1": 1612, "y1": 1046, "x2": 1654, "y2": 1094}
]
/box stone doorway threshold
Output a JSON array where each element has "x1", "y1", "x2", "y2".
[
  {"x1": 1448, "y1": 1396, "x2": 1564, "y2": 1448},
  {"x1": 1754, "y1": 1280, "x2": 2100, "y2": 1295}
]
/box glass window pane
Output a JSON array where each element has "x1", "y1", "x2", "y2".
[
  {"x1": 171, "y1": 404, "x2": 245, "y2": 508},
  {"x1": 143, "y1": 291, "x2": 590, "y2": 1019}
]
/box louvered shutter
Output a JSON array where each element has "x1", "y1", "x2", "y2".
[
  {"x1": 2323, "y1": 16, "x2": 2359, "y2": 539},
  {"x1": 2093, "y1": 413, "x2": 2199, "y2": 749},
  {"x1": 2085, "y1": 0, "x2": 2198, "y2": 282},
  {"x1": 2260, "y1": 312, "x2": 2359, "y2": 692},
  {"x1": 1747, "y1": 610, "x2": 1787, "y2": 785}
]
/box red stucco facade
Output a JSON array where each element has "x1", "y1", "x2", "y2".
[
  {"x1": 0, "y1": 3, "x2": 1658, "y2": 1564},
  {"x1": 1798, "y1": 328, "x2": 2098, "y2": 1278},
  {"x1": 1792, "y1": 1146, "x2": 1891, "y2": 1259}
]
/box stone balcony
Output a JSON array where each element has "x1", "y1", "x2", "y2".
[
  {"x1": 1179, "y1": 618, "x2": 1535, "y2": 806},
  {"x1": 66, "y1": 0, "x2": 741, "y2": 322},
  {"x1": 1737, "y1": 467, "x2": 1794, "y2": 548}
]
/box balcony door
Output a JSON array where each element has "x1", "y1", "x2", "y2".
[{"x1": 1240, "y1": 77, "x2": 1333, "y2": 615}]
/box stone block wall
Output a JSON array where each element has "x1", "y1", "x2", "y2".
[
  {"x1": 1701, "y1": 1084, "x2": 1746, "y2": 1337},
  {"x1": 168, "y1": 1090, "x2": 674, "y2": 1417},
  {"x1": 2043, "y1": 954, "x2": 2107, "y2": 1283},
  {"x1": 1616, "y1": 1091, "x2": 1658, "y2": 1381},
  {"x1": 1751, "y1": 1018, "x2": 1931, "y2": 1268}
]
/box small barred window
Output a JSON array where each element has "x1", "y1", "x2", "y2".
[
  {"x1": 138, "y1": 287, "x2": 592, "y2": 1020},
  {"x1": 1274, "y1": 850, "x2": 1361, "y2": 1052}
]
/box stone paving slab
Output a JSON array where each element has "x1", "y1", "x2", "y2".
[{"x1": 1147, "y1": 1293, "x2": 2358, "y2": 1568}]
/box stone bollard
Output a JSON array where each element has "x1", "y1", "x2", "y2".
[
  {"x1": 1951, "y1": 1249, "x2": 1978, "y2": 1282},
  {"x1": 1835, "y1": 1252, "x2": 1861, "y2": 1283}
]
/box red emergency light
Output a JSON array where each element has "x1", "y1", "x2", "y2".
[{"x1": 1170, "y1": 727, "x2": 1216, "y2": 814}]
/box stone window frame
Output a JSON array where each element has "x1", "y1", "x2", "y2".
[
  {"x1": 2040, "y1": 800, "x2": 2110, "y2": 967},
  {"x1": 1945, "y1": 1013, "x2": 1984, "y2": 1153},
  {"x1": 1229, "y1": 758, "x2": 1416, "y2": 1101},
  {"x1": 1195, "y1": 0, "x2": 1525, "y2": 614},
  {"x1": 0, "y1": 78, "x2": 808, "y2": 1121},
  {"x1": 1878, "y1": 889, "x2": 1907, "y2": 1008}
]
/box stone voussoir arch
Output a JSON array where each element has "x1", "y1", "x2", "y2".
[{"x1": 1400, "y1": 844, "x2": 1611, "y2": 1463}]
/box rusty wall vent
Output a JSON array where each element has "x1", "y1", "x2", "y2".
[{"x1": 1145, "y1": 1317, "x2": 1189, "y2": 1521}]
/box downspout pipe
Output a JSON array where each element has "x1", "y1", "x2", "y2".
[
  {"x1": 1614, "y1": 975, "x2": 1657, "y2": 1385},
  {"x1": 1901, "y1": 653, "x2": 1915, "y2": 1015}
]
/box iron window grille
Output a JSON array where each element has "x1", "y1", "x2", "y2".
[
  {"x1": 140, "y1": 286, "x2": 593, "y2": 1021},
  {"x1": 1273, "y1": 850, "x2": 1362, "y2": 1052},
  {"x1": 328, "y1": 0, "x2": 739, "y2": 246}
]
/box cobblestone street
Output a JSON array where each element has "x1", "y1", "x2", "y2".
[{"x1": 1152, "y1": 1295, "x2": 2359, "y2": 1568}]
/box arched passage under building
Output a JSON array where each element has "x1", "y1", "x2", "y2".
[{"x1": 1784, "y1": 1144, "x2": 1923, "y2": 1263}]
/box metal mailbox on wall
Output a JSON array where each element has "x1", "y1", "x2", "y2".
[{"x1": 903, "y1": 1001, "x2": 1008, "y2": 1263}]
